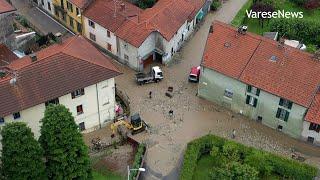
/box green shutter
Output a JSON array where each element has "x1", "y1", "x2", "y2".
[
  {"x1": 253, "y1": 98, "x2": 258, "y2": 107},
  {"x1": 276, "y1": 108, "x2": 281, "y2": 118},
  {"x1": 247, "y1": 85, "x2": 252, "y2": 93},
  {"x1": 284, "y1": 111, "x2": 290, "y2": 122},
  {"x1": 279, "y1": 98, "x2": 284, "y2": 106},
  {"x1": 256, "y1": 89, "x2": 260, "y2": 96},
  {"x1": 246, "y1": 95, "x2": 250, "y2": 104},
  {"x1": 288, "y1": 102, "x2": 293, "y2": 109}
]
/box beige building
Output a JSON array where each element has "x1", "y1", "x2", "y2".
[{"x1": 0, "y1": 35, "x2": 121, "y2": 139}]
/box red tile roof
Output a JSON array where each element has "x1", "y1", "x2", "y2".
[
  {"x1": 0, "y1": 35, "x2": 121, "y2": 117},
  {"x1": 0, "y1": 44, "x2": 18, "y2": 66},
  {"x1": 69, "y1": 0, "x2": 90, "y2": 9},
  {"x1": 0, "y1": 0, "x2": 16, "y2": 14},
  {"x1": 203, "y1": 21, "x2": 320, "y2": 108},
  {"x1": 305, "y1": 93, "x2": 320, "y2": 124},
  {"x1": 84, "y1": 0, "x2": 206, "y2": 47}
]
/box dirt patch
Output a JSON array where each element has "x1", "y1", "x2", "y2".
[{"x1": 92, "y1": 144, "x2": 136, "y2": 175}]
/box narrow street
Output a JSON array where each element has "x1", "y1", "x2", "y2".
[
  {"x1": 113, "y1": 0, "x2": 320, "y2": 179},
  {"x1": 10, "y1": 0, "x2": 73, "y2": 37}
]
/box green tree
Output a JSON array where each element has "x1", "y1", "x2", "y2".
[
  {"x1": 1, "y1": 122, "x2": 46, "y2": 180},
  {"x1": 39, "y1": 105, "x2": 92, "y2": 179},
  {"x1": 228, "y1": 162, "x2": 259, "y2": 180}
]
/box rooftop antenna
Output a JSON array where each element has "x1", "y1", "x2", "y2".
[{"x1": 0, "y1": 59, "x2": 10, "y2": 65}]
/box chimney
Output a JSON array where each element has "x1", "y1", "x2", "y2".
[
  {"x1": 55, "y1": 32, "x2": 63, "y2": 44},
  {"x1": 237, "y1": 25, "x2": 248, "y2": 35},
  {"x1": 278, "y1": 38, "x2": 285, "y2": 49},
  {"x1": 314, "y1": 50, "x2": 320, "y2": 61},
  {"x1": 30, "y1": 53, "x2": 37, "y2": 62},
  {"x1": 120, "y1": 3, "x2": 125, "y2": 11},
  {"x1": 209, "y1": 25, "x2": 213, "y2": 33}
]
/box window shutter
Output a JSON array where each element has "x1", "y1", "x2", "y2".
[
  {"x1": 309, "y1": 123, "x2": 314, "y2": 130},
  {"x1": 256, "y1": 89, "x2": 260, "y2": 96},
  {"x1": 71, "y1": 92, "x2": 75, "y2": 99},
  {"x1": 279, "y1": 98, "x2": 284, "y2": 106},
  {"x1": 288, "y1": 102, "x2": 293, "y2": 110},
  {"x1": 253, "y1": 98, "x2": 258, "y2": 107},
  {"x1": 316, "y1": 125, "x2": 320, "y2": 133},
  {"x1": 246, "y1": 95, "x2": 250, "y2": 104},
  {"x1": 247, "y1": 85, "x2": 252, "y2": 93},
  {"x1": 276, "y1": 108, "x2": 281, "y2": 118},
  {"x1": 284, "y1": 111, "x2": 290, "y2": 122}
]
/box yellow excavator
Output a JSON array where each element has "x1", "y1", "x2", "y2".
[{"x1": 111, "y1": 113, "x2": 147, "y2": 138}]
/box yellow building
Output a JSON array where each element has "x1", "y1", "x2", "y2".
[{"x1": 52, "y1": 0, "x2": 90, "y2": 34}]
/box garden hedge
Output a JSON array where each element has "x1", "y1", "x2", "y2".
[
  {"x1": 129, "y1": 143, "x2": 146, "y2": 180},
  {"x1": 179, "y1": 135, "x2": 318, "y2": 180}
]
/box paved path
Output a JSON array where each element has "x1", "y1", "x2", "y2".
[{"x1": 10, "y1": 0, "x2": 73, "y2": 37}]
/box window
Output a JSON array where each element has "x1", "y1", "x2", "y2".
[
  {"x1": 69, "y1": 16, "x2": 74, "y2": 28},
  {"x1": 41, "y1": 0, "x2": 44, "y2": 5},
  {"x1": 279, "y1": 98, "x2": 293, "y2": 109},
  {"x1": 309, "y1": 123, "x2": 320, "y2": 133},
  {"x1": 307, "y1": 136, "x2": 314, "y2": 144},
  {"x1": 55, "y1": 9, "x2": 59, "y2": 16},
  {"x1": 71, "y1": 88, "x2": 85, "y2": 99},
  {"x1": 0, "y1": 117, "x2": 4, "y2": 124},
  {"x1": 62, "y1": 12, "x2": 66, "y2": 21},
  {"x1": 247, "y1": 85, "x2": 260, "y2": 96},
  {"x1": 79, "y1": 122, "x2": 85, "y2": 131},
  {"x1": 77, "y1": 105, "x2": 84, "y2": 115},
  {"x1": 13, "y1": 112, "x2": 21, "y2": 120},
  {"x1": 60, "y1": 0, "x2": 64, "y2": 9},
  {"x1": 246, "y1": 95, "x2": 258, "y2": 107},
  {"x1": 257, "y1": 116, "x2": 262, "y2": 122},
  {"x1": 76, "y1": 8, "x2": 80, "y2": 16},
  {"x1": 89, "y1": 33, "x2": 96, "y2": 41},
  {"x1": 45, "y1": 98, "x2": 59, "y2": 107},
  {"x1": 277, "y1": 125, "x2": 283, "y2": 131},
  {"x1": 77, "y1": 22, "x2": 82, "y2": 33},
  {"x1": 67, "y1": 1, "x2": 73, "y2": 12},
  {"x1": 107, "y1": 30, "x2": 111, "y2": 38},
  {"x1": 48, "y1": 2, "x2": 51, "y2": 11},
  {"x1": 224, "y1": 89, "x2": 233, "y2": 99},
  {"x1": 107, "y1": 43, "x2": 112, "y2": 51},
  {"x1": 88, "y1": 20, "x2": 95, "y2": 28},
  {"x1": 124, "y1": 54, "x2": 129, "y2": 61},
  {"x1": 276, "y1": 108, "x2": 289, "y2": 121}
]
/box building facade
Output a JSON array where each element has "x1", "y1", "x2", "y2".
[
  {"x1": 37, "y1": 0, "x2": 55, "y2": 15},
  {"x1": 83, "y1": 0, "x2": 211, "y2": 71},
  {"x1": 198, "y1": 21, "x2": 320, "y2": 144},
  {"x1": 0, "y1": 36, "x2": 121, "y2": 140}
]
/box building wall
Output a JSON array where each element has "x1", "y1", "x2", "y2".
[
  {"x1": 83, "y1": 16, "x2": 118, "y2": 56},
  {"x1": 198, "y1": 67, "x2": 306, "y2": 139},
  {"x1": 52, "y1": 0, "x2": 82, "y2": 34},
  {"x1": 301, "y1": 121, "x2": 320, "y2": 145},
  {"x1": 0, "y1": 11, "x2": 16, "y2": 49},
  {"x1": 38, "y1": 0, "x2": 54, "y2": 15},
  {"x1": 0, "y1": 78, "x2": 116, "y2": 139},
  {"x1": 118, "y1": 38, "x2": 139, "y2": 70}
]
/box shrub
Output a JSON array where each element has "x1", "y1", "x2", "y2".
[
  {"x1": 211, "y1": 0, "x2": 222, "y2": 11},
  {"x1": 129, "y1": 143, "x2": 146, "y2": 180},
  {"x1": 136, "y1": 0, "x2": 157, "y2": 9},
  {"x1": 228, "y1": 162, "x2": 259, "y2": 180},
  {"x1": 306, "y1": 44, "x2": 318, "y2": 53},
  {"x1": 244, "y1": 150, "x2": 273, "y2": 177},
  {"x1": 270, "y1": 18, "x2": 320, "y2": 46}
]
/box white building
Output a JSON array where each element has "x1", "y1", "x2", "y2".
[
  {"x1": 0, "y1": 35, "x2": 121, "y2": 138},
  {"x1": 83, "y1": 0, "x2": 211, "y2": 71},
  {"x1": 37, "y1": 0, "x2": 54, "y2": 15}
]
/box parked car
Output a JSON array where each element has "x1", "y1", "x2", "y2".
[{"x1": 188, "y1": 66, "x2": 200, "y2": 82}]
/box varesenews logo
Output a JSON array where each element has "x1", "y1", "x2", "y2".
[{"x1": 246, "y1": 10, "x2": 304, "y2": 19}]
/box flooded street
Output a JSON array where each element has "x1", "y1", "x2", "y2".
[{"x1": 112, "y1": 1, "x2": 320, "y2": 179}]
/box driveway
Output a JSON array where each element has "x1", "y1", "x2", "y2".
[
  {"x1": 113, "y1": 0, "x2": 320, "y2": 179},
  {"x1": 10, "y1": 0, "x2": 73, "y2": 37}
]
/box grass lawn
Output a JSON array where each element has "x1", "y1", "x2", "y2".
[
  {"x1": 193, "y1": 155, "x2": 214, "y2": 180},
  {"x1": 243, "y1": 0, "x2": 320, "y2": 35},
  {"x1": 92, "y1": 170, "x2": 124, "y2": 180}
]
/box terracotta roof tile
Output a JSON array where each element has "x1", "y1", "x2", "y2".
[
  {"x1": 69, "y1": 0, "x2": 90, "y2": 9},
  {"x1": 84, "y1": 0, "x2": 206, "y2": 47},
  {"x1": 305, "y1": 93, "x2": 320, "y2": 124},
  {"x1": 203, "y1": 21, "x2": 320, "y2": 108},
  {"x1": 0, "y1": 35, "x2": 121, "y2": 117},
  {"x1": 0, "y1": 0, "x2": 15, "y2": 14}
]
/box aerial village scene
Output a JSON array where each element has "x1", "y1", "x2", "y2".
[{"x1": 0, "y1": 0, "x2": 320, "y2": 179}]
